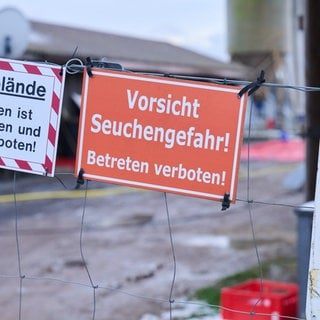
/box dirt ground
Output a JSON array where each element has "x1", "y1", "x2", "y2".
[{"x1": 0, "y1": 160, "x2": 305, "y2": 320}]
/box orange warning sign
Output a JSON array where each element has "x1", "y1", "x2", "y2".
[{"x1": 75, "y1": 69, "x2": 247, "y2": 202}]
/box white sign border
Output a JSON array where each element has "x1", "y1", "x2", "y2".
[{"x1": 0, "y1": 58, "x2": 66, "y2": 177}]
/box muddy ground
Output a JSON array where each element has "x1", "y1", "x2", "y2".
[{"x1": 0, "y1": 160, "x2": 305, "y2": 319}]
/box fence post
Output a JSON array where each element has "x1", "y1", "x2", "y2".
[
  {"x1": 295, "y1": 201, "x2": 314, "y2": 318},
  {"x1": 306, "y1": 141, "x2": 320, "y2": 319}
]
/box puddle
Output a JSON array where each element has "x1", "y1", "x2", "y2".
[{"x1": 177, "y1": 235, "x2": 230, "y2": 248}]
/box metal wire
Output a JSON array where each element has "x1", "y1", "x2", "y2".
[
  {"x1": 0, "y1": 59, "x2": 307, "y2": 320},
  {"x1": 63, "y1": 58, "x2": 320, "y2": 92}
]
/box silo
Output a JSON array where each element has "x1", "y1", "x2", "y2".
[
  {"x1": 227, "y1": 0, "x2": 293, "y2": 57},
  {"x1": 227, "y1": 0, "x2": 296, "y2": 131}
]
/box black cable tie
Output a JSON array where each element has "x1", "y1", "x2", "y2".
[
  {"x1": 71, "y1": 46, "x2": 79, "y2": 59},
  {"x1": 238, "y1": 70, "x2": 265, "y2": 98},
  {"x1": 91, "y1": 58, "x2": 123, "y2": 70},
  {"x1": 85, "y1": 57, "x2": 93, "y2": 77},
  {"x1": 4, "y1": 36, "x2": 12, "y2": 56},
  {"x1": 221, "y1": 193, "x2": 230, "y2": 211},
  {"x1": 75, "y1": 168, "x2": 85, "y2": 189}
]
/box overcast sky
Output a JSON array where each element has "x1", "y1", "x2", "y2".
[{"x1": 0, "y1": 0, "x2": 229, "y2": 61}]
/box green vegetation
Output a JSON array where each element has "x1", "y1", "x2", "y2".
[{"x1": 193, "y1": 256, "x2": 297, "y2": 307}]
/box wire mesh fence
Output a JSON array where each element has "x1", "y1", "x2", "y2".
[{"x1": 0, "y1": 71, "x2": 314, "y2": 320}]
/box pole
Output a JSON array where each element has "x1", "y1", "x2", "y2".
[
  {"x1": 306, "y1": 140, "x2": 320, "y2": 319},
  {"x1": 305, "y1": 0, "x2": 320, "y2": 201},
  {"x1": 305, "y1": 2, "x2": 320, "y2": 318}
]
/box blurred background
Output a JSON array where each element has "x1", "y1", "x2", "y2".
[
  {"x1": 0, "y1": 1, "x2": 319, "y2": 319},
  {"x1": 0, "y1": 0, "x2": 308, "y2": 171}
]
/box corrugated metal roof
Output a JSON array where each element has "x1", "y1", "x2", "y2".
[{"x1": 25, "y1": 21, "x2": 251, "y2": 79}]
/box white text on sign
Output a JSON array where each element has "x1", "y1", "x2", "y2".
[
  {"x1": 86, "y1": 150, "x2": 226, "y2": 185},
  {"x1": 90, "y1": 115, "x2": 230, "y2": 151},
  {"x1": 127, "y1": 89, "x2": 200, "y2": 118}
]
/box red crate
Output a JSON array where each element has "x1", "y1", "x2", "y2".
[{"x1": 220, "y1": 279, "x2": 298, "y2": 320}]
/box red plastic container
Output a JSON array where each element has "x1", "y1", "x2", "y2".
[{"x1": 220, "y1": 279, "x2": 298, "y2": 320}]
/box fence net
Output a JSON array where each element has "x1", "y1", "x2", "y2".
[{"x1": 0, "y1": 67, "x2": 314, "y2": 320}]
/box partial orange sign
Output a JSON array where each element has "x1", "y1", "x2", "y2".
[{"x1": 75, "y1": 69, "x2": 247, "y2": 202}]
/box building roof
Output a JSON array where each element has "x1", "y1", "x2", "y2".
[{"x1": 25, "y1": 21, "x2": 251, "y2": 79}]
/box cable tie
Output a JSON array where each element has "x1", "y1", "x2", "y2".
[
  {"x1": 59, "y1": 65, "x2": 64, "y2": 76},
  {"x1": 4, "y1": 36, "x2": 12, "y2": 56},
  {"x1": 238, "y1": 70, "x2": 265, "y2": 98},
  {"x1": 85, "y1": 57, "x2": 94, "y2": 77},
  {"x1": 71, "y1": 46, "x2": 78, "y2": 59},
  {"x1": 75, "y1": 168, "x2": 85, "y2": 189},
  {"x1": 221, "y1": 193, "x2": 230, "y2": 211},
  {"x1": 90, "y1": 57, "x2": 123, "y2": 70}
]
